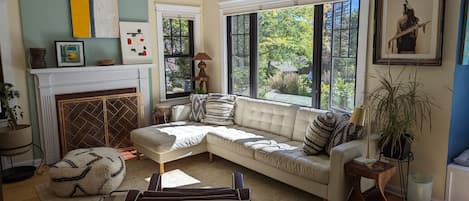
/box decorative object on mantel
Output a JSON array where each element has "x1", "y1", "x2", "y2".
[
  {"x1": 29, "y1": 48, "x2": 47, "y2": 69},
  {"x1": 70, "y1": 0, "x2": 119, "y2": 38},
  {"x1": 193, "y1": 52, "x2": 212, "y2": 93},
  {"x1": 0, "y1": 83, "x2": 36, "y2": 183},
  {"x1": 55, "y1": 41, "x2": 85, "y2": 67},
  {"x1": 460, "y1": 0, "x2": 469, "y2": 65},
  {"x1": 119, "y1": 21, "x2": 153, "y2": 64},
  {"x1": 373, "y1": 0, "x2": 444, "y2": 65},
  {"x1": 97, "y1": 59, "x2": 115, "y2": 66}
]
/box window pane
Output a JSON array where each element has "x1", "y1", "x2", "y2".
[
  {"x1": 331, "y1": 58, "x2": 355, "y2": 111},
  {"x1": 163, "y1": 19, "x2": 171, "y2": 36},
  {"x1": 180, "y1": 20, "x2": 189, "y2": 36},
  {"x1": 181, "y1": 37, "x2": 190, "y2": 55},
  {"x1": 163, "y1": 17, "x2": 194, "y2": 98},
  {"x1": 230, "y1": 14, "x2": 251, "y2": 96},
  {"x1": 165, "y1": 57, "x2": 193, "y2": 94},
  {"x1": 257, "y1": 6, "x2": 314, "y2": 107},
  {"x1": 171, "y1": 19, "x2": 180, "y2": 36},
  {"x1": 164, "y1": 37, "x2": 172, "y2": 55},
  {"x1": 322, "y1": 0, "x2": 359, "y2": 112}
]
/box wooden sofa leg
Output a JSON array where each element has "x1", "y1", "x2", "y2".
[
  {"x1": 209, "y1": 152, "x2": 213, "y2": 162},
  {"x1": 159, "y1": 163, "x2": 165, "y2": 174},
  {"x1": 136, "y1": 150, "x2": 142, "y2": 160}
]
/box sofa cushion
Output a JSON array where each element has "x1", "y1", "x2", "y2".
[
  {"x1": 234, "y1": 97, "x2": 298, "y2": 139},
  {"x1": 292, "y1": 107, "x2": 327, "y2": 141},
  {"x1": 189, "y1": 94, "x2": 208, "y2": 122},
  {"x1": 303, "y1": 112, "x2": 336, "y2": 155},
  {"x1": 254, "y1": 141, "x2": 330, "y2": 185},
  {"x1": 130, "y1": 122, "x2": 216, "y2": 153},
  {"x1": 207, "y1": 126, "x2": 290, "y2": 158},
  {"x1": 325, "y1": 115, "x2": 363, "y2": 155},
  {"x1": 202, "y1": 93, "x2": 236, "y2": 125}
]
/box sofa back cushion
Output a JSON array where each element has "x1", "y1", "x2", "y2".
[
  {"x1": 234, "y1": 97, "x2": 298, "y2": 138},
  {"x1": 292, "y1": 107, "x2": 328, "y2": 141}
]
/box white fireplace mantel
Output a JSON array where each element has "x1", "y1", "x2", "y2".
[{"x1": 29, "y1": 64, "x2": 153, "y2": 164}]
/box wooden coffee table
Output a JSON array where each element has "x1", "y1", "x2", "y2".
[{"x1": 345, "y1": 161, "x2": 396, "y2": 201}]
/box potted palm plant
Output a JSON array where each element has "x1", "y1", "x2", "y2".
[
  {"x1": 0, "y1": 83, "x2": 31, "y2": 156},
  {"x1": 368, "y1": 68, "x2": 433, "y2": 160}
]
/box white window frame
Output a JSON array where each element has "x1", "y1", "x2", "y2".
[
  {"x1": 155, "y1": 4, "x2": 202, "y2": 102},
  {"x1": 219, "y1": 0, "x2": 370, "y2": 107}
]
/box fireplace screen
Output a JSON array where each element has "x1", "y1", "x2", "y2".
[{"x1": 57, "y1": 93, "x2": 143, "y2": 155}]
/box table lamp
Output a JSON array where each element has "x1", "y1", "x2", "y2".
[{"x1": 349, "y1": 105, "x2": 377, "y2": 165}]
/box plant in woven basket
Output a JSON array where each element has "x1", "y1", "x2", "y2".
[{"x1": 368, "y1": 67, "x2": 434, "y2": 160}]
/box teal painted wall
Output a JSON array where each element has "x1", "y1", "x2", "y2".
[
  {"x1": 19, "y1": 0, "x2": 148, "y2": 159},
  {"x1": 20, "y1": 0, "x2": 148, "y2": 66}
]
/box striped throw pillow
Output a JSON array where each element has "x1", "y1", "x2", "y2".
[
  {"x1": 303, "y1": 112, "x2": 336, "y2": 155},
  {"x1": 325, "y1": 114, "x2": 363, "y2": 156},
  {"x1": 202, "y1": 93, "x2": 236, "y2": 126},
  {"x1": 189, "y1": 94, "x2": 208, "y2": 122}
]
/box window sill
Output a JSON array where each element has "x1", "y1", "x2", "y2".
[{"x1": 160, "y1": 96, "x2": 190, "y2": 105}]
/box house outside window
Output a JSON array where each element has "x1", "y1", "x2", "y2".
[{"x1": 227, "y1": 0, "x2": 360, "y2": 112}]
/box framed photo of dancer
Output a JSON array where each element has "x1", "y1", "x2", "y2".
[{"x1": 373, "y1": 0, "x2": 445, "y2": 65}]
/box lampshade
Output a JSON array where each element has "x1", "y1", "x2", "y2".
[
  {"x1": 349, "y1": 106, "x2": 366, "y2": 126},
  {"x1": 193, "y1": 52, "x2": 212, "y2": 61}
]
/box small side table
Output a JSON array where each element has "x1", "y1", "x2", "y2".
[
  {"x1": 345, "y1": 161, "x2": 397, "y2": 201},
  {"x1": 153, "y1": 104, "x2": 172, "y2": 125}
]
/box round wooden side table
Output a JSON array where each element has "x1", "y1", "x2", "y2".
[{"x1": 345, "y1": 161, "x2": 397, "y2": 201}]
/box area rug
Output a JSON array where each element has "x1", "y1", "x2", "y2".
[{"x1": 35, "y1": 154, "x2": 321, "y2": 201}]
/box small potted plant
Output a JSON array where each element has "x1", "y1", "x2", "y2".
[
  {"x1": 368, "y1": 68, "x2": 434, "y2": 160},
  {"x1": 0, "y1": 83, "x2": 32, "y2": 156}
]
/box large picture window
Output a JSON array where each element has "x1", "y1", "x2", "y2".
[
  {"x1": 163, "y1": 18, "x2": 195, "y2": 99},
  {"x1": 227, "y1": 0, "x2": 360, "y2": 112}
]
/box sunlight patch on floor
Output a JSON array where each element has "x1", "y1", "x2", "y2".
[{"x1": 145, "y1": 169, "x2": 201, "y2": 188}]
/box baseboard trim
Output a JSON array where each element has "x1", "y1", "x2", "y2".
[
  {"x1": 385, "y1": 184, "x2": 443, "y2": 201},
  {"x1": 1, "y1": 158, "x2": 42, "y2": 170}
]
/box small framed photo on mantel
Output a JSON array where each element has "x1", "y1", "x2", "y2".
[
  {"x1": 55, "y1": 41, "x2": 85, "y2": 67},
  {"x1": 373, "y1": 0, "x2": 445, "y2": 66}
]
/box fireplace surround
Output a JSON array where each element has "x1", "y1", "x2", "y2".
[{"x1": 29, "y1": 64, "x2": 152, "y2": 164}]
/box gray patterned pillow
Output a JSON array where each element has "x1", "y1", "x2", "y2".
[
  {"x1": 202, "y1": 93, "x2": 236, "y2": 125},
  {"x1": 303, "y1": 112, "x2": 336, "y2": 155},
  {"x1": 325, "y1": 114, "x2": 363, "y2": 156},
  {"x1": 189, "y1": 94, "x2": 208, "y2": 122}
]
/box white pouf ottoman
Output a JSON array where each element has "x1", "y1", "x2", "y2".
[{"x1": 49, "y1": 147, "x2": 126, "y2": 197}]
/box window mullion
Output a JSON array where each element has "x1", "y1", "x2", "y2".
[
  {"x1": 249, "y1": 13, "x2": 258, "y2": 98},
  {"x1": 312, "y1": 5, "x2": 324, "y2": 108}
]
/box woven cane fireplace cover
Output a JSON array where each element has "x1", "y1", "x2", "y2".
[{"x1": 49, "y1": 147, "x2": 126, "y2": 197}]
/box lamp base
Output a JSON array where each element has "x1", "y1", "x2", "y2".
[{"x1": 353, "y1": 157, "x2": 377, "y2": 166}]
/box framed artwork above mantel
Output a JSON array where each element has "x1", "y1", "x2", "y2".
[{"x1": 373, "y1": 0, "x2": 445, "y2": 66}]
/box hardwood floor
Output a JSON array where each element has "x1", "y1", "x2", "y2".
[{"x1": 1, "y1": 172, "x2": 404, "y2": 201}]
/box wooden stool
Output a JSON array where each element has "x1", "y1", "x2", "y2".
[
  {"x1": 345, "y1": 161, "x2": 396, "y2": 201},
  {"x1": 153, "y1": 104, "x2": 172, "y2": 125}
]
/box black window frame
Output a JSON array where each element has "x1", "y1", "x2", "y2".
[
  {"x1": 163, "y1": 18, "x2": 195, "y2": 99},
  {"x1": 226, "y1": 1, "x2": 360, "y2": 111}
]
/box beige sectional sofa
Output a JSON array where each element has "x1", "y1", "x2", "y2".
[{"x1": 131, "y1": 96, "x2": 366, "y2": 201}]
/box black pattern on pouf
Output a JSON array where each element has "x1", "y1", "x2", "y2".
[{"x1": 49, "y1": 147, "x2": 126, "y2": 197}]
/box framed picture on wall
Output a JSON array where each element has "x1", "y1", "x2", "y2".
[
  {"x1": 119, "y1": 21, "x2": 152, "y2": 64},
  {"x1": 460, "y1": 0, "x2": 469, "y2": 65},
  {"x1": 55, "y1": 41, "x2": 85, "y2": 67},
  {"x1": 373, "y1": 0, "x2": 445, "y2": 65}
]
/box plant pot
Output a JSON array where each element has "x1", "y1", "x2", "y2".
[
  {"x1": 381, "y1": 134, "x2": 412, "y2": 160},
  {"x1": 0, "y1": 125, "x2": 32, "y2": 156}
]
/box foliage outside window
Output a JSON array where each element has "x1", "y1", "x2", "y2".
[
  {"x1": 163, "y1": 18, "x2": 194, "y2": 99},
  {"x1": 227, "y1": 0, "x2": 360, "y2": 112}
]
